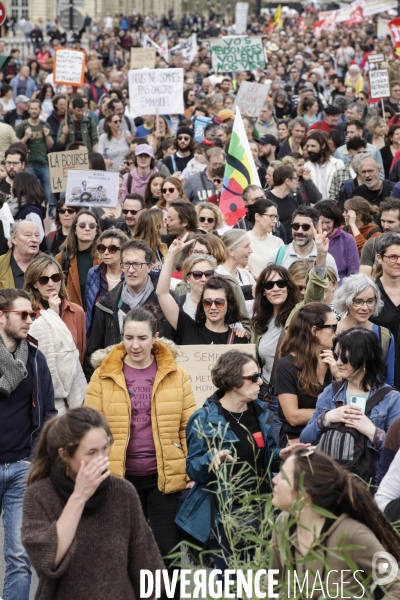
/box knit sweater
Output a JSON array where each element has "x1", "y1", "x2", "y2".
[{"x1": 22, "y1": 476, "x2": 165, "y2": 600}]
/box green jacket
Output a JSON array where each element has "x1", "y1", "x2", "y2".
[
  {"x1": 251, "y1": 267, "x2": 328, "y2": 357},
  {"x1": 57, "y1": 115, "x2": 99, "y2": 151}
]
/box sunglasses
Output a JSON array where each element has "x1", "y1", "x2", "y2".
[
  {"x1": 316, "y1": 323, "x2": 338, "y2": 332},
  {"x1": 199, "y1": 216, "x2": 215, "y2": 224},
  {"x1": 202, "y1": 298, "x2": 226, "y2": 309},
  {"x1": 97, "y1": 243, "x2": 120, "y2": 254},
  {"x1": 37, "y1": 273, "x2": 62, "y2": 285},
  {"x1": 59, "y1": 208, "x2": 76, "y2": 215},
  {"x1": 1, "y1": 310, "x2": 37, "y2": 321},
  {"x1": 162, "y1": 187, "x2": 176, "y2": 194},
  {"x1": 122, "y1": 208, "x2": 142, "y2": 215},
  {"x1": 189, "y1": 269, "x2": 214, "y2": 280},
  {"x1": 178, "y1": 135, "x2": 191, "y2": 141},
  {"x1": 292, "y1": 223, "x2": 311, "y2": 232},
  {"x1": 213, "y1": 178, "x2": 222, "y2": 184},
  {"x1": 112, "y1": 119, "x2": 121, "y2": 123},
  {"x1": 242, "y1": 372, "x2": 262, "y2": 383},
  {"x1": 78, "y1": 222, "x2": 97, "y2": 229},
  {"x1": 263, "y1": 279, "x2": 288, "y2": 290}
]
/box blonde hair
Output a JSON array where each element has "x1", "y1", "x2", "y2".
[
  {"x1": 195, "y1": 202, "x2": 224, "y2": 230},
  {"x1": 24, "y1": 255, "x2": 68, "y2": 310},
  {"x1": 182, "y1": 254, "x2": 217, "y2": 280}
]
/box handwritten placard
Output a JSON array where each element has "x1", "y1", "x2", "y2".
[
  {"x1": 48, "y1": 149, "x2": 89, "y2": 193},
  {"x1": 210, "y1": 36, "x2": 265, "y2": 73},
  {"x1": 234, "y1": 81, "x2": 271, "y2": 117},
  {"x1": 130, "y1": 47, "x2": 156, "y2": 69},
  {"x1": 65, "y1": 169, "x2": 119, "y2": 208},
  {"x1": 175, "y1": 344, "x2": 256, "y2": 408},
  {"x1": 53, "y1": 48, "x2": 86, "y2": 86},
  {"x1": 369, "y1": 69, "x2": 390, "y2": 99},
  {"x1": 128, "y1": 68, "x2": 184, "y2": 116}
]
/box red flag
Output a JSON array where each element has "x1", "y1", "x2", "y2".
[{"x1": 389, "y1": 17, "x2": 400, "y2": 56}]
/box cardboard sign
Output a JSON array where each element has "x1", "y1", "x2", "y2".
[
  {"x1": 175, "y1": 344, "x2": 256, "y2": 408},
  {"x1": 367, "y1": 53, "x2": 385, "y2": 63},
  {"x1": 48, "y1": 149, "x2": 89, "y2": 193},
  {"x1": 234, "y1": 81, "x2": 271, "y2": 118},
  {"x1": 369, "y1": 69, "x2": 390, "y2": 99},
  {"x1": 53, "y1": 47, "x2": 85, "y2": 86},
  {"x1": 128, "y1": 68, "x2": 184, "y2": 116},
  {"x1": 235, "y1": 2, "x2": 249, "y2": 34},
  {"x1": 210, "y1": 36, "x2": 265, "y2": 73},
  {"x1": 130, "y1": 47, "x2": 156, "y2": 69},
  {"x1": 65, "y1": 169, "x2": 119, "y2": 208}
]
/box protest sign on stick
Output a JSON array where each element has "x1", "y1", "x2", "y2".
[
  {"x1": 53, "y1": 48, "x2": 85, "y2": 85},
  {"x1": 234, "y1": 81, "x2": 271, "y2": 117},
  {"x1": 128, "y1": 68, "x2": 184, "y2": 116},
  {"x1": 235, "y1": 2, "x2": 249, "y2": 34},
  {"x1": 48, "y1": 149, "x2": 89, "y2": 193},
  {"x1": 175, "y1": 344, "x2": 256, "y2": 408},
  {"x1": 210, "y1": 36, "x2": 265, "y2": 72},
  {"x1": 130, "y1": 47, "x2": 156, "y2": 69},
  {"x1": 65, "y1": 170, "x2": 119, "y2": 208}
]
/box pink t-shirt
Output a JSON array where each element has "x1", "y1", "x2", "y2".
[{"x1": 123, "y1": 359, "x2": 158, "y2": 476}]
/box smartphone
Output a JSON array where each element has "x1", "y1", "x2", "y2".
[{"x1": 349, "y1": 396, "x2": 367, "y2": 414}]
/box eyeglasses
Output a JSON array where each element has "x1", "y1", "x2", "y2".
[
  {"x1": 242, "y1": 372, "x2": 262, "y2": 383},
  {"x1": 189, "y1": 269, "x2": 214, "y2": 280},
  {"x1": 97, "y1": 243, "x2": 121, "y2": 254},
  {"x1": 316, "y1": 323, "x2": 338, "y2": 332},
  {"x1": 353, "y1": 297, "x2": 376, "y2": 308},
  {"x1": 292, "y1": 222, "x2": 311, "y2": 232},
  {"x1": 1, "y1": 310, "x2": 37, "y2": 321},
  {"x1": 190, "y1": 248, "x2": 209, "y2": 256},
  {"x1": 199, "y1": 216, "x2": 215, "y2": 224},
  {"x1": 382, "y1": 254, "x2": 400, "y2": 265},
  {"x1": 162, "y1": 187, "x2": 176, "y2": 194},
  {"x1": 263, "y1": 213, "x2": 278, "y2": 221},
  {"x1": 5, "y1": 161, "x2": 21, "y2": 167},
  {"x1": 77, "y1": 222, "x2": 97, "y2": 229},
  {"x1": 120, "y1": 261, "x2": 149, "y2": 270},
  {"x1": 360, "y1": 169, "x2": 377, "y2": 175},
  {"x1": 37, "y1": 273, "x2": 62, "y2": 286},
  {"x1": 263, "y1": 279, "x2": 288, "y2": 290},
  {"x1": 202, "y1": 298, "x2": 226, "y2": 308},
  {"x1": 59, "y1": 208, "x2": 76, "y2": 215},
  {"x1": 213, "y1": 178, "x2": 222, "y2": 184},
  {"x1": 178, "y1": 135, "x2": 191, "y2": 141},
  {"x1": 122, "y1": 208, "x2": 142, "y2": 215}
]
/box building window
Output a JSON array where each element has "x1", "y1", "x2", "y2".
[{"x1": 11, "y1": 0, "x2": 29, "y2": 20}]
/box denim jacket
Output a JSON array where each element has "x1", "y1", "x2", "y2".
[
  {"x1": 175, "y1": 391, "x2": 280, "y2": 544},
  {"x1": 300, "y1": 381, "x2": 400, "y2": 472}
]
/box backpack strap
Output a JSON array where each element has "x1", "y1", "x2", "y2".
[
  {"x1": 170, "y1": 153, "x2": 177, "y2": 173},
  {"x1": 124, "y1": 115, "x2": 132, "y2": 132},
  {"x1": 275, "y1": 244, "x2": 288, "y2": 266},
  {"x1": 365, "y1": 386, "x2": 394, "y2": 415},
  {"x1": 227, "y1": 329, "x2": 235, "y2": 344},
  {"x1": 365, "y1": 226, "x2": 381, "y2": 240},
  {"x1": 378, "y1": 326, "x2": 391, "y2": 360},
  {"x1": 331, "y1": 380, "x2": 343, "y2": 396}
]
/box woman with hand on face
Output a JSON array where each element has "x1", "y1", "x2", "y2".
[
  {"x1": 98, "y1": 114, "x2": 131, "y2": 172},
  {"x1": 271, "y1": 449, "x2": 400, "y2": 598},
  {"x1": 147, "y1": 116, "x2": 172, "y2": 155},
  {"x1": 342, "y1": 197, "x2": 381, "y2": 256},
  {"x1": 22, "y1": 407, "x2": 166, "y2": 600},
  {"x1": 84, "y1": 307, "x2": 196, "y2": 600},
  {"x1": 275, "y1": 303, "x2": 339, "y2": 448},
  {"x1": 195, "y1": 202, "x2": 224, "y2": 235},
  {"x1": 157, "y1": 235, "x2": 249, "y2": 345},
  {"x1": 300, "y1": 328, "x2": 400, "y2": 483},
  {"x1": 85, "y1": 228, "x2": 129, "y2": 338},
  {"x1": 56, "y1": 210, "x2": 101, "y2": 309},
  {"x1": 45, "y1": 201, "x2": 78, "y2": 256},
  {"x1": 333, "y1": 274, "x2": 395, "y2": 386},
  {"x1": 24, "y1": 255, "x2": 87, "y2": 413}
]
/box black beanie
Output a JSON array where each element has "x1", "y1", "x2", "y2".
[{"x1": 176, "y1": 126, "x2": 194, "y2": 138}]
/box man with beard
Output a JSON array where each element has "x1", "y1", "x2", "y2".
[
  {"x1": 266, "y1": 205, "x2": 338, "y2": 275},
  {"x1": 279, "y1": 117, "x2": 308, "y2": 158},
  {"x1": 184, "y1": 147, "x2": 225, "y2": 205},
  {"x1": 352, "y1": 156, "x2": 394, "y2": 208},
  {"x1": 304, "y1": 131, "x2": 345, "y2": 199},
  {"x1": 163, "y1": 126, "x2": 195, "y2": 175},
  {"x1": 257, "y1": 134, "x2": 280, "y2": 169},
  {"x1": 360, "y1": 198, "x2": 400, "y2": 275},
  {"x1": 0, "y1": 147, "x2": 26, "y2": 200}
]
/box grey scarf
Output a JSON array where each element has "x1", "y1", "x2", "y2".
[
  {"x1": 0, "y1": 335, "x2": 29, "y2": 398},
  {"x1": 117, "y1": 278, "x2": 155, "y2": 331}
]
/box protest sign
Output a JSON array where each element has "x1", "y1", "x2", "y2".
[
  {"x1": 235, "y1": 2, "x2": 249, "y2": 34},
  {"x1": 130, "y1": 47, "x2": 156, "y2": 69},
  {"x1": 389, "y1": 17, "x2": 400, "y2": 55},
  {"x1": 369, "y1": 69, "x2": 390, "y2": 99},
  {"x1": 48, "y1": 149, "x2": 89, "y2": 193},
  {"x1": 175, "y1": 344, "x2": 256, "y2": 408},
  {"x1": 128, "y1": 68, "x2": 184, "y2": 116},
  {"x1": 367, "y1": 53, "x2": 385, "y2": 63},
  {"x1": 210, "y1": 36, "x2": 265, "y2": 73},
  {"x1": 65, "y1": 170, "x2": 119, "y2": 208},
  {"x1": 53, "y1": 48, "x2": 85, "y2": 86},
  {"x1": 234, "y1": 81, "x2": 271, "y2": 118}
]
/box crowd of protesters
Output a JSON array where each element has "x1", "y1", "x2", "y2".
[{"x1": 2, "y1": 5, "x2": 400, "y2": 600}]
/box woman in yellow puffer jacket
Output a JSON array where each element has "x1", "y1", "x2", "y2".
[{"x1": 84, "y1": 305, "x2": 196, "y2": 600}]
